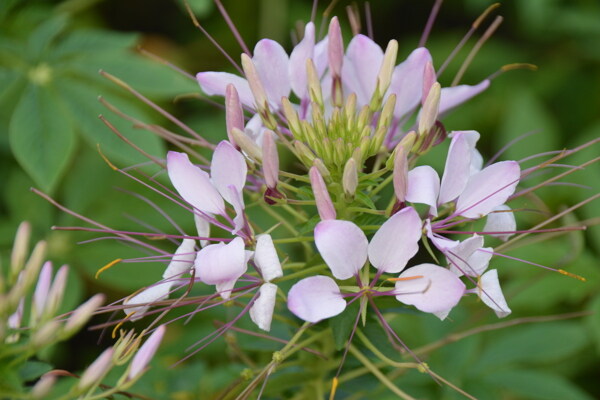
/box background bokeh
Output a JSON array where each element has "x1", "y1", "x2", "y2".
[{"x1": 1, "y1": 0, "x2": 599, "y2": 398}]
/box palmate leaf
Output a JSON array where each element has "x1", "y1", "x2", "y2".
[{"x1": 9, "y1": 83, "x2": 76, "y2": 192}]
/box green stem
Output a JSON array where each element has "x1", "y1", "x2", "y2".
[{"x1": 369, "y1": 174, "x2": 393, "y2": 197}]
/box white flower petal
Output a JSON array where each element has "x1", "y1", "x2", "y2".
[
  {"x1": 439, "y1": 131, "x2": 478, "y2": 204},
  {"x1": 254, "y1": 234, "x2": 283, "y2": 282},
  {"x1": 253, "y1": 39, "x2": 291, "y2": 108},
  {"x1": 249, "y1": 283, "x2": 278, "y2": 331},
  {"x1": 368, "y1": 207, "x2": 422, "y2": 273},
  {"x1": 439, "y1": 80, "x2": 490, "y2": 115},
  {"x1": 124, "y1": 283, "x2": 171, "y2": 321},
  {"x1": 342, "y1": 34, "x2": 384, "y2": 105},
  {"x1": 315, "y1": 220, "x2": 368, "y2": 280},
  {"x1": 163, "y1": 238, "x2": 196, "y2": 280},
  {"x1": 395, "y1": 264, "x2": 465, "y2": 314},
  {"x1": 289, "y1": 22, "x2": 315, "y2": 99},
  {"x1": 196, "y1": 72, "x2": 254, "y2": 108},
  {"x1": 483, "y1": 205, "x2": 517, "y2": 241},
  {"x1": 211, "y1": 141, "x2": 247, "y2": 206},
  {"x1": 167, "y1": 151, "x2": 225, "y2": 215},
  {"x1": 456, "y1": 161, "x2": 520, "y2": 218},
  {"x1": 389, "y1": 47, "x2": 432, "y2": 120},
  {"x1": 287, "y1": 276, "x2": 346, "y2": 323},
  {"x1": 406, "y1": 166, "x2": 440, "y2": 216},
  {"x1": 479, "y1": 269, "x2": 511, "y2": 318},
  {"x1": 195, "y1": 237, "x2": 247, "y2": 296},
  {"x1": 194, "y1": 214, "x2": 210, "y2": 248}
]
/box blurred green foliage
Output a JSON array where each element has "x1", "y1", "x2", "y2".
[{"x1": 0, "y1": 0, "x2": 599, "y2": 399}]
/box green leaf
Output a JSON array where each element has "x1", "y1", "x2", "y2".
[
  {"x1": 18, "y1": 361, "x2": 53, "y2": 382},
  {"x1": 497, "y1": 88, "x2": 560, "y2": 162},
  {"x1": 66, "y1": 53, "x2": 197, "y2": 98},
  {"x1": 474, "y1": 322, "x2": 589, "y2": 371},
  {"x1": 56, "y1": 78, "x2": 165, "y2": 165},
  {"x1": 50, "y1": 29, "x2": 138, "y2": 61},
  {"x1": 330, "y1": 301, "x2": 359, "y2": 350},
  {"x1": 484, "y1": 369, "x2": 594, "y2": 400},
  {"x1": 27, "y1": 14, "x2": 68, "y2": 60},
  {"x1": 9, "y1": 84, "x2": 76, "y2": 192}
]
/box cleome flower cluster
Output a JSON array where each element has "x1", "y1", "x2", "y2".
[{"x1": 117, "y1": 16, "x2": 523, "y2": 340}]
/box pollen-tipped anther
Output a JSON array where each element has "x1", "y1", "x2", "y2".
[{"x1": 230, "y1": 127, "x2": 262, "y2": 162}]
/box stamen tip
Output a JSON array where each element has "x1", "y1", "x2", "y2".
[
  {"x1": 96, "y1": 258, "x2": 122, "y2": 279},
  {"x1": 558, "y1": 269, "x2": 586, "y2": 282},
  {"x1": 329, "y1": 377, "x2": 339, "y2": 400}
]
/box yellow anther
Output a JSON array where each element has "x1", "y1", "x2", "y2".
[
  {"x1": 387, "y1": 275, "x2": 424, "y2": 282},
  {"x1": 97, "y1": 144, "x2": 119, "y2": 171},
  {"x1": 112, "y1": 311, "x2": 135, "y2": 339},
  {"x1": 417, "y1": 362, "x2": 429, "y2": 373},
  {"x1": 558, "y1": 269, "x2": 586, "y2": 282},
  {"x1": 95, "y1": 258, "x2": 122, "y2": 279},
  {"x1": 329, "y1": 377, "x2": 339, "y2": 400}
]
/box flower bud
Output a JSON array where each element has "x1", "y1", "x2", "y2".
[
  {"x1": 230, "y1": 128, "x2": 262, "y2": 162},
  {"x1": 78, "y1": 348, "x2": 114, "y2": 392},
  {"x1": 292, "y1": 140, "x2": 316, "y2": 167},
  {"x1": 306, "y1": 58, "x2": 323, "y2": 109},
  {"x1": 225, "y1": 84, "x2": 244, "y2": 148},
  {"x1": 63, "y1": 294, "x2": 105, "y2": 337},
  {"x1": 10, "y1": 221, "x2": 31, "y2": 282},
  {"x1": 42, "y1": 265, "x2": 68, "y2": 320},
  {"x1": 376, "y1": 40, "x2": 398, "y2": 96},
  {"x1": 309, "y1": 166, "x2": 336, "y2": 220},
  {"x1": 113, "y1": 329, "x2": 138, "y2": 365},
  {"x1": 6, "y1": 241, "x2": 46, "y2": 312},
  {"x1": 31, "y1": 261, "x2": 52, "y2": 323},
  {"x1": 312, "y1": 158, "x2": 331, "y2": 181},
  {"x1": 32, "y1": 320, "x2": 61, "y2": 349},
  {"x1": 393, "y1": 145, "x2": 409, "y2": 203},
  {"x1": 262, "y1": 130, "x2": 279, "y2": 189},
  {"x1": 128, "y1": 325, "x2": 166, "y2": 380},
  {"x1": 422, "y1": 61, "x2": 436, "y2": 105},
  {"x1": 241, "y1": 54, "x2": 277, "y2": 129},
  {"x1": 31, "y1": 374, "x2": 56, "y2": 399},
  {"x1": 418, "y1": 82, "x2": 441, "y2": 135},
  {"x1": 342, "y1": 158, "x2": 358, "y2": 197},
  {"x1": 328, "y1": 17, "x2": 344, "y2": 106}
]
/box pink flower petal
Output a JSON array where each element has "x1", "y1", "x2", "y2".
[
  {"x1": 194, "y1": 237, "x2": 247, "y2": 294},
  {"x1": 196, "y1": 72, "x2": 254, "y2": 108},
  {"x1": 368, "y1": 207, "x2": 422, "y2": 273},
  {"x1": 456, "y1": 161, "x2": 520, "y2": 218},
  {"x1": 253, "y1": 39, "x2": 291, "y2": 108},
  {"x1": 479, "y1": 269, "x2": 511, "y2": 317},
  {"x1": 227, "y1": 185, "x2": 246, "y2": 234},
  {"x1": 211, "y1": 141, "x2": 247, "y2": 206},
  {"x1": 439, "y1": 80, "x2": 490, "y2": 115},
  {"x1": 389, "y1": 47, "x2": 432, "y2": 119},
  {"x1": 446, "y1": 235, "x2": 491, "y2": 277},
  {"x1": 314, "y1": 36, "x2": 329, "y2": 77},
  {"x1": 439, "y1": 131, "x2": 479, "y2": 204},
  {"x1": 342, "y1": 34, "x2": 384, "y2": 105},
  {"x1": 287, "y1": 275, "x2": 346, "y2": 323},
  {"x1": 254, "y1": 234, "x2": 283, "y2": 282},
  {"x1": 167, "y1": 151, "x2": 225, "y2": 215},
  {"x1": 194, "y1": 214, "x2": 210, "y2": 247},
  {"x1": 289, "y1": 22, "x2": 315, "y2": 99},
  {"x1": 162, "y1": 239, "x2": 196, "y2": 280},
  {"x1": 129, "y1": 325, "x2": 166, "y2": 379},
  {"x1": 249, "y1": 282, "x2": 278, "y2": 331},
  {"x1": 395, "y1": 264, "x2": 465, "y2": 314},
  {"x1": 483, "y1": 204, "x2": 516, "y2": 241},
  {"x1": 315, "y1": 220, "x2": 368, "y2": 280},
  {"x1": 124, "y1": 283, "x2": 171, "y2": 320},
  {"x1": 406, "y1": 165, "x2": 440, "y2": 216}
]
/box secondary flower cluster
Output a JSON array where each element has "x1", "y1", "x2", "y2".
[{"x1": 117, "y1": 17, "x2": 521, "y2": 339}]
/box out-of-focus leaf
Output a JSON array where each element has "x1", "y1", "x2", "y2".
[
  {"x1": 175, "y1": 0, "x2": 213, "y2": 17},
  {"x1": 473, "y1": 322, "x2": 589, "y2": 371},
  {"x1": 330, "y1": 301, "x2": 359, "y2": 350},
  {"x1": 66, "y1": 54, "x2": 197, "y2": 98},
  {"x1": 498, "y1": 87, "x2": 559, "y2": 162},
  {"x1": 26, "y1": 14, "x2": 68, "y2": 60},
  {"x1": 56, "y1": 78, "x2": 165, "y2": 165},
  {"x1": 0, "y1": 68, "x2": 25, "y2": 147},
  {"x1": 50, "y1": 29, "x2": 138, "y2": 61},
  {"x1": 18, "y1": 361, "x2": 53, "y2": 382},
  {"x1": 9, "y1": 84, "x2": 76, "y2": 192},
  {"x1": 586, "y1": 295, "x2": 600, "y2": 354},
  {"x1": 484, "y1": 369, "x2": 594, "y2": 400}
]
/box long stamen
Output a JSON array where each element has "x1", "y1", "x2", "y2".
[
  {"x1": 451, "y1": 15, "x2": 503, "y2": 86},
  {"x1": 419, "y1": 0, "x2": 443, "y2": 48}
]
